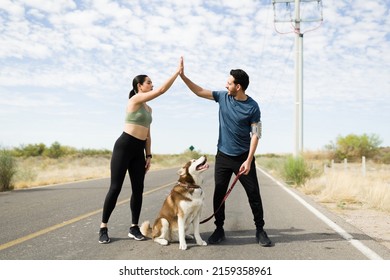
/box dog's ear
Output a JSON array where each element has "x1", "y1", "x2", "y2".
[{"x1": 177, "y1": 167, "x2": 186, "y2": 176}]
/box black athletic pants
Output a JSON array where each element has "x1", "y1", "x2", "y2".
[
  {"x1": 101, "y1": 132, "x2": 146, "y2": 225},
  {"x1": 213, "y1": 150, "x2": 265, "y2": 230}
]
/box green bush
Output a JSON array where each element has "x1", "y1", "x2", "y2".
[
  {"x1": 0, "y1": 149, "x2": 17, "y2": 191},
  {"x1": 79, "y1": 148, "x2": 111, "y2": 157},
  {"x1": 43, "y1": 141, "x2": 78, "y2": 158},
  {"x1": 43, "y1": 141, "x2": 62, "y2": 158},
  {"x1": 12, "y1": 143, "x2": 46, "y2": 157},
  {"x1": 326, "y1": 133, "x2": 382, "y2": 162},
  {"x1": 381, "y1": 152, "x2": 390, "y2": 164},
  {"x1": 12, "y1": 142, "x2": 109, "y2": 159},
  {"x1": 372, "y1": 147, "x2": 390, "y2": 164},
  {"x1": 282, "y1": 156, "x2": 311, "y2": 186}
]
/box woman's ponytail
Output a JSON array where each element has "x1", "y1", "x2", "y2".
[{"x1": 129, "y1": 89, "x2": 136, "y2": 99}]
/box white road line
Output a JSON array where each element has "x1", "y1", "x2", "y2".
[{"x1": 257, "y1": 167, "x2": 383, "y2": 260}]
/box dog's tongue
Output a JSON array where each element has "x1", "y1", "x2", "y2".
[{"x1": 197, "y1": 163, "x2": 209, "y2": 170}]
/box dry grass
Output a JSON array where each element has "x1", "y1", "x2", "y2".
[
  {"x1": 257, "y1": 155, "x2": 390, "y2": 214},
  {"x1": 13, "y1": 153, "x2": 213, "y2": 189},
  {"x1": 14, "y1": 156, "x2": 111, "y2": 188},
  {"x1": 301, "y1": 162, "x2": 390, "y2": 213}
]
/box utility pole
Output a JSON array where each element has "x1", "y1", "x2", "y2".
[
  {"x1": 272, "y1": 0, "x2": 323, "y2": 157},
  {"x1": 294, "y1": 0, "x2": 303, "y2": 158}
]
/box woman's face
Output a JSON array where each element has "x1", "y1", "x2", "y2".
[{"x1": 138, "y1": 77, "x2": 153, "y2": 92}]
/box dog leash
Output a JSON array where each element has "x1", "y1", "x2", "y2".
[{"x1": 200, "y1": 171, "x2": 244, "y2": 224}]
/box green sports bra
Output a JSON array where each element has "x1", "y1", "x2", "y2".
[{"x1": 125, "y1": 105, "x2": 152, "y2": 128}]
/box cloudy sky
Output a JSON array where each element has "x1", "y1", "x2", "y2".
[{"x1": 0, "y1": 0, "x2": 389, "y2": 155}]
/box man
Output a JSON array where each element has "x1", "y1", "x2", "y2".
[{"x1": 179, "y1": 58, "x2": 272, "y2": 247}]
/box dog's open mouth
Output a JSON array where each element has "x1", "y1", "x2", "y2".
[{"x1": 196, "y1": 157, "x2": 209, "y2": 171}]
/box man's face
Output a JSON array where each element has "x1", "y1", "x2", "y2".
[{"x1": 225, "y1": 75, "x2": 239, "y2": 96}]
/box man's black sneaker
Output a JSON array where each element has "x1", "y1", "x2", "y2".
[
  {"x1": 208, "y1": 227, "x2": 226, "y2": 244},
  {"x1": 99, "y1": 227, "x2": 111, "y2": 244},
  {"x1": 128, "y1": 226, "x2": 146, "y2": 241},
  {"x1": 256, "y1": 229, "x2": 272, "y2": 247}
]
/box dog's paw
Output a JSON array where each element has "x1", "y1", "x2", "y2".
[
  {"x1": 197, "y1": 240, "x2": 207, "y2": 246},
  {"x1": 155, "y1": 238, "x2": 169, "y2": 246},
  {"x1": 179, "y1": 243, "x2": 188, "y2": 250}
]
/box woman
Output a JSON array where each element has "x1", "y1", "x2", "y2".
[{"x1": 99, "y1": 58, "x2": 182, "y2": 244}]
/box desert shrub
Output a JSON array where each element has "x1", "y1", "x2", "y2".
[
  {"x1": 0, "y1": 149, "x2": 17, "y2": 191},
  {"x1": 373, "y1": 147, "x2": 390, "y2": 164},
  {"x1": 12, "y1": 143, "x2": 47, "y2": 157},
  {"x1": 43, "y1": 141, "x2": 78, "y2": 158},
  {"x1": 78, "y1": 148, "x2": 111, "y2": 157},
  {"x1": 282, "y1": 156, "x2": 312, "y2": 186},
  {"x1": 326, "y1": 134, "x2": 382, "y2": 162}
]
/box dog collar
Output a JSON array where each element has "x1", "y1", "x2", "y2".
[{"x1": 178, "y1": 182, "x2": 201, "y2": 189}]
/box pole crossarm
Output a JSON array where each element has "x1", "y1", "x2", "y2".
[
  {"x1": 272, "y1": 0, "x2": 323, "y2": 23},
  {"x1": 274, "y1": 18, "x2": 323, "y2": 23},
  {"x1": 272, "y1": 0, "x2": 319, "y2": 3}
]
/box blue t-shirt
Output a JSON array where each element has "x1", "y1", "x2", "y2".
[{"x1": 212, "y1": 91, "x2": 261, "y2": 156}]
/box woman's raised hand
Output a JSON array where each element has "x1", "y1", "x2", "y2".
[{"x1": 178, "y1": 56, "x2": 184, "y2": 76}]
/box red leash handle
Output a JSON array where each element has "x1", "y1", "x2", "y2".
[{"x1": 200, "y1": 171, "x2": 243, "y2": 224}]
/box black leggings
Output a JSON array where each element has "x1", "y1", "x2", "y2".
[
  {"x1": 102, "y1": 132, "x2": 146, "y2": 225},
  {"x1": 213, "y1": 150, "x2": 265, "y2": 229}
]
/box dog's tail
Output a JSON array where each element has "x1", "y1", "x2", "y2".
[{"x1": 140, "y1": 221, "x2": 152, "y2": 238}]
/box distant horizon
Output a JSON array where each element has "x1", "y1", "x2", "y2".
[{"x1": 4, "y1": 133, "x2": 388, "y2": 157}]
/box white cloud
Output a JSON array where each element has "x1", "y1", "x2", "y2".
[
  {"x1": 21, "y1": 0, "x2": 76, "y2": 14},
  {"x1": 0, "y1": 0, "x2": 389, "y2": 153},
  {"x1": 0, "y1": 0, "x2": 25, "y2": 18}
]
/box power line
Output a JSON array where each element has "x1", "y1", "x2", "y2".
[{"x1": 255, "y1": 1, "x2": 295, "y2": 111}]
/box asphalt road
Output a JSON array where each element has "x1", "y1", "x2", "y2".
[{"x1": 1, "y1": 165, "x2": 390, "y2": 261}]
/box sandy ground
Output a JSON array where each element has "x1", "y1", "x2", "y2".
[{"x1": 310, "y1": 199, "x2": 390, "y2": 251}]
